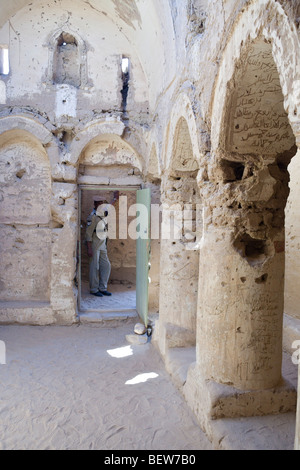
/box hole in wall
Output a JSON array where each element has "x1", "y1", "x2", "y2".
[
  {"x1": 50, "y1": 220, "x2": 64, "y2": 229},
  {"x1": 58, "y1": 197, "x2": 65, "y2": 206},
  {"x1": 16, "y1": 169, "x2": 26, "y2": 179},
  {"x1": 54, "y1": 128, "x2": 74, "y2": 151},
  {"x1": 221, "y1": 159, "x2": 245, "y2": 182},
  {"x1": 255, "y1": 273, "x2": 268, "y2": 284},
  {"x1": 233, "y1": 233, "x2": 269, "y2": 266}
]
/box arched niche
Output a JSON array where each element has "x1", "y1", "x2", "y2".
[
  {"x1": 210, "y1": 2, "x2": 300, "y2": 151},
  {"x1": 78, "y1": 133, "x2": 143, "y2": 181},
  {"x1": 0, "y1": 129, "x2": 51, "y2": 224},
  {"x1": 164, "y1": 115, "x2": 202, "y2": 242},
  {"x1": 164, "y1": 93, "x2": 203, "y2": 174},
  {"x1": 224, "y1": 37, "x2": 295, "y2": 159},
  {"x1": 170, "y1": 117, "x2": 199, "y2": 175},
  {"x1": 0, "y1": 129, "x2": 52, "y2": 303},
  {"x1": 147, "y1": 143, "x2": 161, "y2": 181},
  {"x1": 47, "y1": 29, "x2": 87, "y2": 88},
  {"x1": 53, "y1": 32, "x2": 81, "y2": 87},
  {"x1": 222, "y1": 36, "x2": 296, "y2": 257},
  {"x1": 158, "y1": 110, "x2": 203, "y2": 356}
]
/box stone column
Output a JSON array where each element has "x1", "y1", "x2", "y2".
[
  {"x1": 198, "y1": 224, "x2": 284, "y2": 391},
  {"x1": 154, "y1": 174, "x2": 201, "y2": 357},
  {"x1": 184, "y1": 149, "x2": 297, "y2": 425},
  {"x1": 50, "y1": 182, "x2": 78, "y2": 324}
]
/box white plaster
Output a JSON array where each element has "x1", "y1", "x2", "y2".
[
  {"x1": 0, "y1": 80, "x2": 6, "y2": 104},
  {"x1": 55, "y1": 85, "x2": 77, "y2": 118}
]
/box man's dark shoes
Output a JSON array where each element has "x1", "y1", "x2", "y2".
[
  {"x1": 100, "y1": 291, "x2": 112, "y2": 296},
  {"x1": 91, "y1": 291, "x2": 103, "y2": 297}
]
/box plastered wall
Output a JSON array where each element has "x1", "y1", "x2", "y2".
[
  {"x1": 285, "y1": 150, "x2": 300, "y2": 321},
  {"x1": 0, "y1": 0, "x2": 299, "y2": 449}
]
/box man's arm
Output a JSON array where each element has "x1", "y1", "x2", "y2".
[
  {"x1": 86, "y1": 241, "x2": 93, "y2": 258},
  {"x1": 85, "y1": 216, "x2": 97, "y2": 257}
]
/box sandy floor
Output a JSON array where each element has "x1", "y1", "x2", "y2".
[{"x1": 0, "y1": 321, "x2": 213, "y2": 450}]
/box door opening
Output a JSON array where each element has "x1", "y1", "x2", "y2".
[{"x1": 78, "y1": 185, "x2": 151, "y2": 326}]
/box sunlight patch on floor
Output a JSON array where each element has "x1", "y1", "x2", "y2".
[
  {"x1": 107, "y1": 345, "x2": 133, "y2": 358},
  {"x1": 125, "y1": 372, "x2": 159, "y2": 385}
]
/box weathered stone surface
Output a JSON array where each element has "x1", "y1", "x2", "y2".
[
  {"x1": 183, "y1": 363, "x2": 297, "y2": 433},
  {"x1": 0, "y1": 0, "x2": 300, "y2": 450},
  {"x1": 165, "y1": 323, "x2": 196, "y2": 349},
  {"x1": 126, "y1": 333, "x2": 148, "y2": 345}
]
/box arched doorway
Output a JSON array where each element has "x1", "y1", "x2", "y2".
[{"x1": 77, "y1": 132, "x2": 150, "y2": 323}]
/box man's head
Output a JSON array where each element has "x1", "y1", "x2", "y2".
[
  {"x1": 94, "y1": 196, "x2": 103, "y2": 209},
  {"x1": 93, "y1": 196, "x2": 104, "y2": 210},
  {"x1": 94, "y1": 197, "x2": 109, "y2": 218}
]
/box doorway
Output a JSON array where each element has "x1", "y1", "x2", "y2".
[{"x1": 78, "y1": 185, "x2": 151, "y2": 326}]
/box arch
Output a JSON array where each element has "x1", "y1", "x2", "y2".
[
  {"x1": 222, "y1": 36, "x2": 296, "y2": 159},
  {"x1": 157, "y1": 95, "x2": 203, "y2": 357},
  {"x1": 70, "y1": 119, "x2": 125, "y2": 166},
  {"x1": 0, "y1": 1, "x2": 176, "y2": 106},
  {"x1": 171, "y1": 116, "x2": 199, "y2": 174},
  {"x1": 79, "y1": 133, "x2": 143, "y2": 172},
  {"x1": 195, "y1": 0, "x2": 299, "y2": 393},
  {"x1": 164, "y1": 93, "x2": 202, "y2": 174},
  {"x1": 0, "y1": 115, "x2": 52, "y2": 146},
  {"x1": 210, "y1": 0, "x2": 300, "y2": 151},
  {"x1": 46, "y1": 27, "x2": 87, "y2": 88},
  {"x1": 0, "y1": 128, "x2": 52, "y2": 225},
  {"x1": 146, "y1": 141, "x2": 161, "y2": 180},
  {"x1": 0, "y1": 128, "x2": 52, "y2": 303}
]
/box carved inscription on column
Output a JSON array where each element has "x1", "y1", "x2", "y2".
[{"x1": 227, "y1": 40, "x2": 295, "y2": 156}]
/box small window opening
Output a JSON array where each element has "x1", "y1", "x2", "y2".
[
  {"x1": 122, "y1": 57, "x2": 129, "y2": 74},
  {"x1": 0, "y1": 46, "x2": 9, "y2": 75},
  {"x1": 121, "y1": 56, "x2": 130, "y2": 112},
  {"x1": 53, "y1": 33, "x2": 80, "y2": 87}
]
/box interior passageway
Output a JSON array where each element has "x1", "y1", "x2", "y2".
[{"x1": 80, "y1": 188, "x2": 137, "y2": 314}]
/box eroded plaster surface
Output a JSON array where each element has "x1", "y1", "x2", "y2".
[{"x1": 0, "y1": 0, "x2": 300, "y2": 450}]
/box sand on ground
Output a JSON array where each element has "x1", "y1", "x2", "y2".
[{"x1": 0, "y1": 320, "x2": 213, "y2": 450}]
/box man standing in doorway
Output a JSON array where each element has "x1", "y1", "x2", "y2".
[{"x1": 85, "y1": 192, "x2": 119, "y2": 297}]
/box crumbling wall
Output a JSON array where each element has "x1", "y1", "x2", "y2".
[
  {"x1": 0, "y1": 131, "x2": 51, "y2": 303},
  {"x1": 0, "y1": 0, "x2": 150, "y2": 120},
  {"x1": 0, "y1": 0, "x2": 300, "y2": 448},
  {"x1": 181, "y1": 3, "x2": 300, "y2": 437}
]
